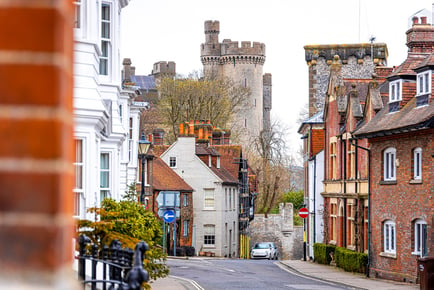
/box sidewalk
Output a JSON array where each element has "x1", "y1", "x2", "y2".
[{"x1": 279, "y1": 259, "x2": 419, "y2": 290}]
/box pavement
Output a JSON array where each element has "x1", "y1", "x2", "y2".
[{"x1": 149, "y1": 258, "x2": 420, "y2": 290}]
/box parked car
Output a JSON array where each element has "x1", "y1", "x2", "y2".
[{"x1": 250, "y1": 242, "x2": 279, "y2": 260}]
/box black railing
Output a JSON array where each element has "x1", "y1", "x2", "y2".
[{"x1": 76, "y1": 234, "x2": 149, "y2": 290}]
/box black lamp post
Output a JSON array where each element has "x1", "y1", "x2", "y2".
[{"x1": 138, "y1": 132, "x2": 151, "y2": 204}]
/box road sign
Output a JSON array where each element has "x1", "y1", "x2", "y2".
[
  {"x1": 163, "y1": 209, "x2": 176, "y2": 223},
  {"x1": 298, "y1": 207, "x2": 309, "y2": 219}
]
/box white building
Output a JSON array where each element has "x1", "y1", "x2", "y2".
[
  {"x1": 72, "y1": 0, "x2": 142, "y2": 220},
  {"x1": 160, "y1": 137, "x2": 239, "y2": 257}
]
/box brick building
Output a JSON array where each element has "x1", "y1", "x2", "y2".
[{"x1": 353, "y1": 15, "x2": 434, "y2": 283}]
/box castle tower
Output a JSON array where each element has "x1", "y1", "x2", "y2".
[
  {"x1": 304, "y1": 43, "x2": 388, "y2": 117},
  {"x1": 201, "y1": 20, "x2": 268, "y2": 145}
]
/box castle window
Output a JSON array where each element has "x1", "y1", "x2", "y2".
[{"x1": 244, "y1": 78, "x2": 247, "y2": 88}]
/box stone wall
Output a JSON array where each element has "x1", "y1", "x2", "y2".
[{"x1": 248, "y1": 203, "x2": 303, "y2": 260}]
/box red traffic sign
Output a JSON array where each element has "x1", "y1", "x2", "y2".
[{"x1": 298, "y1": 207, "x2": 309, "y2": 219}]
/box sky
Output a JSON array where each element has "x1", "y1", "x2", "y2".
[{"x1": 120, "y1": 0, "x2": 432, "y2": 162}]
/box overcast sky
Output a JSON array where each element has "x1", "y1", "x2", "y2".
[{"x1": 121, "y1": 0, "x2": 432, "y2": 160}]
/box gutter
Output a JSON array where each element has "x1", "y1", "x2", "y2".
[{"x1": 350, "y1": 138, "x2": 371, "y2": 278}]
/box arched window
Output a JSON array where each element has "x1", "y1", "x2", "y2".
[
  {"x1": 413, "y1": 219, "x2": 427, "y2": 256},
  {"x1": 383, "y1": 147, "x2": 396, "y2": 181}
]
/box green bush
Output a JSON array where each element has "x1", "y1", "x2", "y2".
[
  {"x1": 313, "y1": 243, "x2": 335, "y2": 265},
  {"x1": 334, "y1": 247, "x2": 368, "y2": 273}
]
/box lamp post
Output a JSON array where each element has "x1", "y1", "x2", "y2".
[{"x1": 138, "y1": 132, "x2": 151, "y2": 204}]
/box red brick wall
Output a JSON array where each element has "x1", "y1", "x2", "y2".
[
  {"x1": 369, "y1": 130, "x2": 433, "y2": 283},
  {"x1": 0, "y1": 1, "x2": 76, "y2": 288}
]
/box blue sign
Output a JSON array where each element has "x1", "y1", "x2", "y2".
[{"x1": 163, "y1": 209, "x2": 176, "y2": 223}]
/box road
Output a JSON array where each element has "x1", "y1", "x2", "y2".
[{"x1": 167, "y1": 258, "x2": 356, "y2": 290}]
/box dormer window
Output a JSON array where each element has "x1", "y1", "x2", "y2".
[
  {"x1": 417, "y1": 71, "x2": 431, "y2": 95},
  {"x1": 389, "y1": 80, "x2": 402, "y2": 103}
]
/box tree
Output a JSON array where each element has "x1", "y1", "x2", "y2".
[
  {"x1": 77, "y1": 197, "x2": 169, "y2": 283},
  {"x1": 248, "y1": 118, "x2": 297, "y2": 217},
  {"x1": 273, "y1": 190, "x2": 305, "y2": 225},
  {"x1": 156, "y1": 77, "x2": 250, "y2": 142}
]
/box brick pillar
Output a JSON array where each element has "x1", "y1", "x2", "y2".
[{"x1": 0, "y1": 1, "x2": 78, "y2": 288}]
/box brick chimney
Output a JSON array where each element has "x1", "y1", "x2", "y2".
[{"x1": 406, "y1": 15, "x2": 434, "y2": 53}]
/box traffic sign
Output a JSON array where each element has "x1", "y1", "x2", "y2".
[
  {"x1": 298, "y1": 207, "x2": 309, "y2": 219},
  {"x1": 163, "y1": 209, "x2": 176, "y2": 223}
]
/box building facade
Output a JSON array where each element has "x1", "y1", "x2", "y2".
[
  {"x1": 354, "y1": 14, "x2": 434, "y2": 283},
  {"x1": 200, "y1": 20, "x2": 271, "y2": 145},
  {"x1": 73, "y1": 0, "x2": 142, "y2": 220}
]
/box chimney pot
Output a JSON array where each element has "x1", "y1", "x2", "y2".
[
  {"x1": 413, "y1": 16, "x2": 419, "y2": 25},
  {"x1": 421, "y1": 16, "x2": 427, "y2": 24}
]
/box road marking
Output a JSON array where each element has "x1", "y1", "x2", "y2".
[{"x1": 170, "y1": 275, "x2": 205, "y2": 290}]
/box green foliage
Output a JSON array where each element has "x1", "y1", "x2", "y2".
[
  {"x1": 335, "y1": 247, "x2": 368, "y2": 273},
  {"x1": 122, "y1": 182, "x2": 139, "y2": 202},
  {"x1": 270, "y1": 190, "x2": 304, "y2": 225},
  {"x1": 313, "y1": 243, "x2": 336, "y2": 265},
  {"x1": 77, "y1": 198, "x2": 169, "y2": 283}
]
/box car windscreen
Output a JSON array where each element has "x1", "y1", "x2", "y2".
[{"x1": 254, "y1": 243, "x2": 270, "y2": 249}]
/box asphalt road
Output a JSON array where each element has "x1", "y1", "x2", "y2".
[{"x1": 167, "y1": 258, "x2": 355, "y2": 290}]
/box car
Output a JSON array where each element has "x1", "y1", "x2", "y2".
[{"x1": 250, "y1": 242, "x2": 279, "y2": 260}]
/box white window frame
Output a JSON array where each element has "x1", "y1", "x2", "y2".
[
  {"x1": 99, "y1": 2, "x2": 112, "y2": 76},
  {"x1": 389, "y1": 80, "x2": 402, "y2": 102},
  {"x1": 204, "y1": 224, "x2": 215, "y2": 246},
  {"x1": 100, "y1": 152, "x2": 111, "y2": 204},
  {"x1": 413, "y1": 147, "x2": 422, "y2": 180},
  {"x1": 383, "y1": 147, "x2": 396, "y2": 181},
  {"x1": 73, "y1": 139, "x2": 84, "y2": 217},
  {"x1": 414, "y1": 219, "x2": 427, "y2": 256},
  {"x1": 384, "y1": 220, "x2": 396, "y2": 254},
  {"x1": 204, "y1": 189, "x2": 215, "y2": 209},
  {"x1": 169, "y1": 157, "x2": 176, "y2": 168},
  {"x1": 417, "y1": 71, "x2": 431, "y2": 96},
  {"x1": 73, "y1": 0, "x2": 82, "y2": 29}
]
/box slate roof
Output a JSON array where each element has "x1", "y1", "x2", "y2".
[
  {"x1": 152, "y1": 157, "x2": 193, "y2": 192},
  {"x1": 209, "y1": 165, "x2": 239, "y2": 185},
  {"x1": 212, "y1": 145, "x2": 242, "y2": 180},
  {"x1": 195, "y1": 145, "x2": 220, "y2": 156}
]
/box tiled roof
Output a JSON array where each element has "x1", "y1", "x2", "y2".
[
  {"x1": 353, "y1": 97, "x2": 434, "y2": 138},
  {"x1": 415, "y1": 52, "x2": 434, "y2": 70},
  {"x1": 195, "y1": 144, "x2": 220, "y2": 156},
  {"x1": 212, "y1": 145, "x2": 242, "y2": 180},
  {"x1": 388, "y1": 54, "x2": 428, "y2": 79},
  {"x1": 131, "y1": 75, "x2": 155, "y2": 92},
  {"x1": 152, "y1": 157, "x2": 193, "y2": 192},
  {"x1": 209, "y1": 165, "x2": 239, "y2": 185}
]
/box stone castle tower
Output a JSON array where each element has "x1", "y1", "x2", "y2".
[{"x1": 200, "y1": 20, "x2": 270, "y2": 145}]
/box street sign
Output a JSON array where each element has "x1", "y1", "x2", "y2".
[
  {"x1": 163, "y1": 209, "x2": 176, "y2": 223},
  {"x1": 298, "y1": 207, "x2": 309, "y2": 219}
]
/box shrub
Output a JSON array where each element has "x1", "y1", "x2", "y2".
[
  {"x1": 334, "y1": 247, "x2": 368, "y2": 273},
  {"x1": 313, "y1": 243, "x2": 335, "y2": 265}
]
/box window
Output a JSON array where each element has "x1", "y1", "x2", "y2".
[
  {"x1": 347, "y1": 204, "x2": 355, "y2": 247},
  {"x1": 228, "y1": 188, "x2": 232, "y2": 210},
  {"x1": 413, "y1": 147, "x2": 422, "y2": 180},
  {"x1": 100, "y1": 3, "x2": 111, "y2": 75},
  {"x1": 204, "y1": 225, "x2": 215, "y2": 245},
  {"x1": 414, "y1": 219, "x2": 427, "y2": 256},
  {"x1": 100, "y1": 153, "x2": 110, "y2": 203},
  {"x1": 383, "y1": 147, "x2": 396, "y2": 181},
  {"x1": 383, "y1": 220, "x2": 396, "y2": 254},
  {"x1": 204, "y1": 189, "x2": 215, "y2": 209},
  {"x1": 330, "y1": 140, "x2": 337, "y2": 179},
  {"x1": 169, "y1": 157, "x2": 176, "y2": 168},
  {"x1": 330, "y1": 203, "x2": 337, "y2": 242},
  {"x1": 347, "y1": 142, "x2": 355, "y2": 179},
  {"x1": 389, "y1": 80, "x2": 402, "y2": 102},
  {"x1": 74, "y1": 139, "x2": 84, "y2": 216},
  {"x1": 128, "y1": 118, "x2": 133, "y2": 162},
  {"x1": 73, "y1": 0, "x2": 81, "y2": 28},
  {"x1": 183, "y1": 194, "x2": 188, "y2": 207},
  {"x1": 183, "y1": 220, "x2": 189, "y2": 237},
  {"x1": 417, "y1": 71, "x2": 431, "y2": 95}
]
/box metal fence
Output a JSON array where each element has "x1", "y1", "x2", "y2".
[{"x1": 76, "y1": 234, "x2": 149, "y2": 290}]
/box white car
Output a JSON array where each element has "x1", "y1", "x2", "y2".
[{"x1": 250, "y1": 242, "x2": 279, "y2": 260}]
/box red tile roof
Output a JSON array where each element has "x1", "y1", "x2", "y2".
[{"x1": 152, "y1": 157, "x2": 193, "y2": 192}]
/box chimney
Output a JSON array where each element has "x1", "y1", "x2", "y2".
[
  {"x1": 421, "y1": 16, "x2": 427, "y2": 24},
  {"x1": 413, "y1": 16, "x2": 419, "y2": 25}
]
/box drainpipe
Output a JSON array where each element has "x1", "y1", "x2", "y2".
[{"x1": 350, "y1": 138, "x2": 371, "y2": 277}]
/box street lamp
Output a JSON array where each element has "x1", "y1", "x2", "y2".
[{"x1": 138, "y1": 132, "x2": 151, "y2": 204}]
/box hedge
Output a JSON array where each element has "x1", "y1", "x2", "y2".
[
  {"x1": 313, "y1": 243, "x2": 368, "y2": 273},
  {"x1": 313, "y1": 243, "x2": 336, "y2": 265}
]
